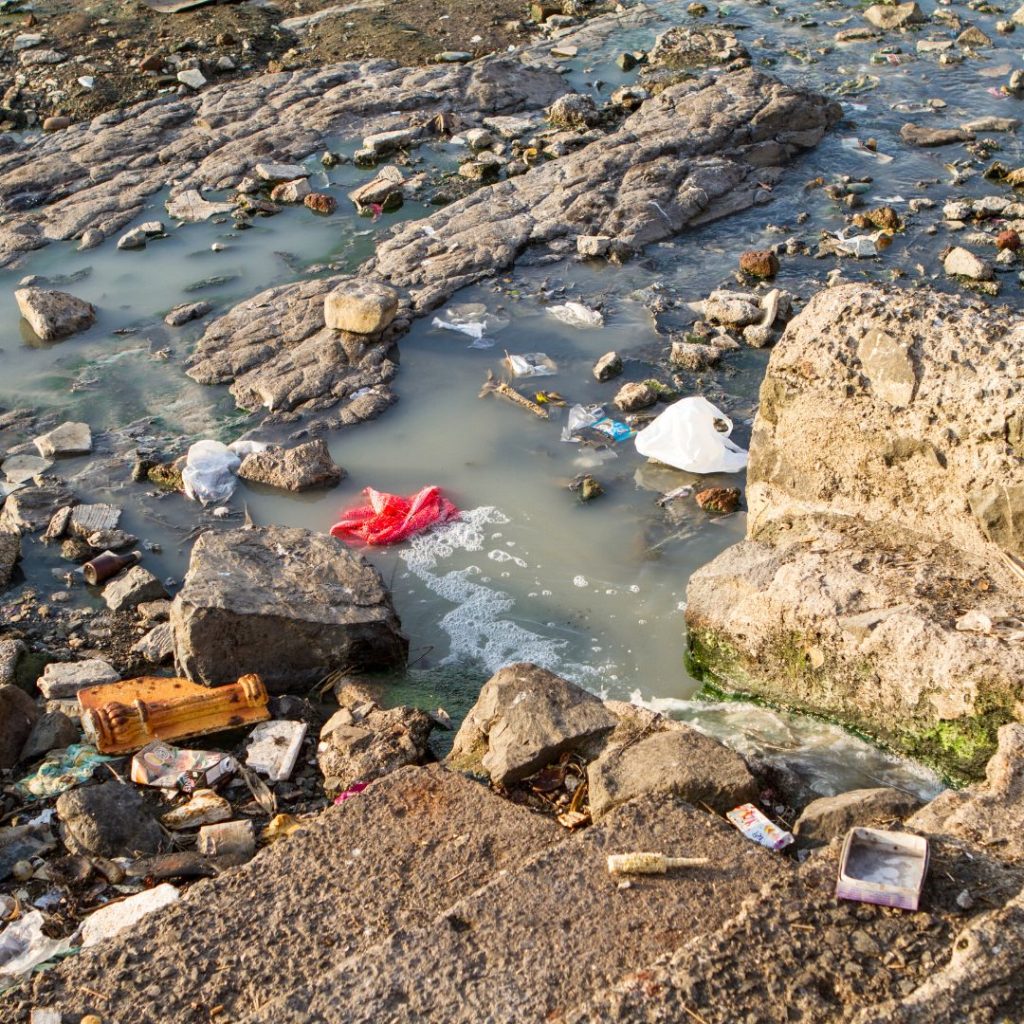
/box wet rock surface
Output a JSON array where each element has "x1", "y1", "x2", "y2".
[
  {"x1": 171, "y1": 525, "x2": 408, "y2": 692},
  {"x1": 237, "y1": 439, "x2": 344, "y2": 492}
]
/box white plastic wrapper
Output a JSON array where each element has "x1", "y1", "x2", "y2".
[
  {"x1": 634, "y1": 396, "x2": 748, "y2": 474},
  {"x1": 182, "y1": 439, "x2": 241, "y2": 505}
]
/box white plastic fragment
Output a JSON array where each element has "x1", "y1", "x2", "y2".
[
  {"x1": 547, "y1": 301, "x2": 604, "y2": 328},
  {"x1": 81, "y1": 884, "x2": 179, "y2": 948},
  {"x1": 245, "y1": 720, "x2": 308, "y2": 782}
]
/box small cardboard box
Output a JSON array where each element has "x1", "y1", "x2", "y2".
[{"x1": 836, "y1": 827, "x2": 929, "y2": 911}]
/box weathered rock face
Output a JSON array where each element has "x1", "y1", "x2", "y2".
[
  {"x1": 56, "y1": 780, "x2": 166, "y2": 858},
  {"x1": 33, "y1": 421, "x2": 92, "y2": 457},
  {"x1": 237, "y1": 439, "x2": 344, "y2": 492},
  {"x1": 13, "y1": 287, "x2": 95, "y2": 341},
  {"x1": 0, "y1": 477, "x2": 75, "y2": 533},
  {"x1": 171, "y1": 526, "x2": 408, "y2": 692},
  {"x1": 587, "y1": 727, "x2": 759, "y2": 820},
  {"x1": 0, "y1": 531, "x2": 21, "y2": 590},
  {"x1": 448, "y1": 663, "x2": 617, "y2": 786},
  {"x1": 793, "y1": 787, "x2": 922, "y2": 846},
  {"x1": 686, "y1": 284, "x2": 1024, "y2": 780},
  {"x1": 324, "y1": 281, "x2": 400, "y2": 335}
]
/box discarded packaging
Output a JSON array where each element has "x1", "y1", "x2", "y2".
[
  {"x1": 836, "y1": 827, "x2": 929, "y2": 911},
  {"x1": 607, "y1": 852, "x2": 710, "y2": 875},
  {"x1": 330, "y1": 486, "x2": 459, "y2": 546},
  {"x1": 503, "y1": 352, "x2": 557, "y2": 378},
  {"x1": 0, "y1": 910, "x2": 74, "y2": 979},
  {"x1": 834, "y1": 231, "x2": 880, "y2": 259},
  {"x1": 131, "y1": 740, "x2": 238, "y2": 792},
  {"x1": 245, "y1": 720, "x2": 308, "y2": 782},
  {"x1": 726, "y1": 803, "x2": 794, "y2": 851},
  {"x1": 182, "y1": 439, "x2": 241, "y2": 505},
  {"x1": 431, "y1": 303, "x2": 508, "y2": 348},
  {"x1": 15, "y1": 744, "x2": 116, "y2": 800},
  {"x1": 561, "y1": 404, "x2": 634, "y2": 443},
  {"x1": 160, "y1": 789, "x2": 233, "y2": 830},
  {"x1": 197, "y1": 820, "x2": 255, "y2": 867},
  {"x1": 333, "y1": 780, "x2": 370, "y2": 805},
  {"x1": 81, "y1": 884, "x2": 179, "y2": 948},
  {"x1": 547, "y1": 301, "x2": 604, "y2": 328},
  {"x1": 635, "y1": 397, "x2": 748, "y2": 474},
  {"x1": 79, "y1": 674, "x2": 270, "y2": 755}
]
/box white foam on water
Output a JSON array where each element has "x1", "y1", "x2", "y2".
[{"x1": 399, "y1": 507, "x2": 604, "y2": 684}]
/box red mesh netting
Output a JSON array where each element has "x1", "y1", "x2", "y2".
[{"x1": 330, "y1": 486, "x2": 459, "y2": 546}]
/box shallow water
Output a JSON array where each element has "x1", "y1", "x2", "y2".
[{"x1": 7, "y1": 0, "x2": 1019, "y2": 799}]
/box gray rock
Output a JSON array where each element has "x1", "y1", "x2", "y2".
[
  {"x1": 38, "y1": 659, "x2": 120, "y2": 699},
  {"x1": 448, "y1": 663, "x2": 617, "y2": 786},
  {"x1": 117, "y1": 227, "x2": 149, "y2": 250},
  {"x1": 14, "y1": 288, "x2": 96, "y2": 341},
  {"x1": 103, "y1": 566, "x2": 168, "y2": 613},
  {"x1": 3, "y1": 454, "x2": 53, "y2": 484},
  {"x1": 703, "y1": 290, "x2": 762, "y2": 327},
  {"x1": 0, "y1": 684, "x2": 40, "y2": 768},
  {"x1": 0, "y1": 477, "x2": 75, "y2": 533},
  {"x1": 254, "y1": 161, "x2": 309, "y2": 182},
  {"x1": 270, "y1": 178, "x2": 312, "y2": 204},
  {"x1": 901, "y1": 124, "x2": 974, "y2": 148},
  {"x1": 324, "y1": 281, "x2": 400, "y2": 335},
  {"x1": 78, "y1": 228, "x2": 104, "y2": 250},
  {"x1": 317, "y1": 689, "x2": 433, "y2": 796},
  {"x1": 164, "y1": 301, "x2": 213, "y2": 327},
  {"x1": 171, "y1": 526, "x2": 408, "y2": 693},
  {"x1": 593, "y1": 351, "x2": 623, "y2": 382},
  {"x1": 177, "y1": 68, "x2": 207, "y2": 90},
  {"x1": 56, "y1": 780, "x2": 166, "y2": 858},
  {"x1": 671, "y1": 340, "x2": 722, "y2": 371},
  {"x1": 0, "y1": 639, "x2": 25, "y2": 685},
  {"x1": 362, "y1": 128, "x2": 418, "y2": 155},
  {"x1": 548, "y1": 92, "x2": 600, "y2": 129},
  {"x1": 67, "y1": 503, "x2": 120, "y2": 538},
  {"x1": 19, "y1": 710, "x2": 80, "y2": 763},
  {"x1": 0, "y1": 531, "x2": 20, "y2": 590},
  {"x1": 587, "y1": 727, "x2": 759, "y2": 820},
  {"x1": 347, "y1": 165, "x2": 406, "y2": 212},
  {"x1": 237, "y1": 439, "x2": 344, "y2": 492},
  {"x1": 614, "y1": 381, "x2": 657, "y2": 412},
  {"x1": 793, "y1": 786, "x2": 922, "y2": 846},
  {"x1": 944, "y1": 246, "x2": 994, "y2": 281},
  {"x1": 138, "y1": 599, "x2": 172, "y2": 622},
  {"x1": 33, "y1": 421, "x2": 92, "y2": 457},
  {"x1": 577, "y1": 235, "x2": 611, "y2": 257},
  {"x1": 131, "y1": 622, "x2": 174, "y2": 664}
]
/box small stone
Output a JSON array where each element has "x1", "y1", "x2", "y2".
[
  {"x1": 793, "y1": 787, "x2": 922, "y2": 845},
  {"x1": 0, "y1": 534, "x2": 20, "y2": 592},
  {"x1": 614, "y1": 381, "x2": 658, "y2": 412},
  {"x1": 3, "y1": 454, "x2": 51, "y2": 485},
  {"x1": 19, "y1": 48, "x2": 66, "y2": 66},
  {"x1": 577, "y1": 235, "x2": 612, "y2": 258},
  {"x1": 14, "y1": 288, "x2": 95, "y2": 342},
  {"x1": 304, "y1": 193, "x2": 337, "y2": 216},
  {"x1": 269, "y1": 178, "x2": 312, "y2": 203},
  {"x1": 956, "y1": 26, "x2": 992, "y2": 48},
  {"x1": 458, "y1": 160, "x2": 499, "y2": 182},
  {"x1": 363, "y1": 128, "x2": 418, "y2": 156},
  {"x1": 131, "y1": 622, "x2": 174, "y2": 664},
  {"x1": 254, "y1": 161, "x2": 309, "y2": 182},
  {"x1": 465, "y1": 128, "x2": 494, "y2": 150},
  {"x1": 862, "y1": 2, "x2": 925, "y2": 30},
  {"x1": 42, "y1": 116, "x2": 71, "y2": 132},
  {"x1": 117, "y1": 227, "x2": 148, "y2": 250},
  {"x1": 569, "y1": 474, "x2": 604, "y2": 502},
  {"x1": 33, "y1": 422, "x2": 92, "y2": 458},
  {"x1": 139, "y1": 53, "x2": 165, "y2": 72},
  {"x1": 56, "y1": 780, "x2": 165, "y2": 858},
  {"x1": 593, "y1": 352, "x2": 623, "y2": 382},
  {"x1": 164, "y1": 301, "x2": 212, "y2": 327},
  {"x1": 703, "y1": 290, "x2": 762, "y2": 327},
  {"x1": 78, "y1": 229, "x2": 103, "y2": 250},
  {"x1": 216, "y1": 55, "x2": 236, "y2": 71},
  {"x1": 671, "y1": 340, "x2": 722, "y2": 371},
  {"x1": 0, "y1": 639, "x2": 25, "y2": 686},
  {"x1": 177, "y1": 68, "x2": 207, "y2": 89},
  {"x1": 548, "y1": 93, "x2": 600, "y2": 130},
  {"x1": 0, "y1": 684, "x2": 39, "y2": 768},
  {"x1": 238, "y1": 439, "x2": 344, "y2": 492},
  {"x1": 324, "y1": 281, "x2": 399, "y2": 335},
  {"x1": 20, "y1": 710, "x2": 79, "y2": 763},
  {"x1": 742, "y1": 324, "x2": 775, "y2": 348},
  {"x1": 38, "y1": 659, "x2": 119, "y2": 699},
  {"x1": 103, "y1": 566, "x2": 168, "y2": 613},
  {"x1": 900, "y1": 124, "x2": 973, "y2": 148},
  {"x1": 997, "y1": 230, "x2": 1021, "y2": 252},
  {"x1": 616, "y1": 52, "x2": 638, "y2": 71},
  {"x1": 695, "y1": 487, "x2": 741, "y2": 514},
  {"x1": 738, "y1": 249, "x2": 779, "y2": 278},
  {"x1": 944, "y1": 246, "x2": 994, "y2": 281}
]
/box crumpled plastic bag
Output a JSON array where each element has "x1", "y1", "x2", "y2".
[
  {"x1": 431, "y1": 302, "x2": 509, "y2": 349},
  {"x1": 0, "y1": 911, "x2": 75, "y2": 980},
  {"x1": 634, "y1": 396, "x2": 748, "y2": 474},
  {"x1": 547, "y1": 301, "x2": 604, "y2": 328},
  {"x1": 330, "y1": 486, "x2": 459, "y2": 545},
  {"x1": 182, "y1": 439, "x2": 241, "y2": 505},
  {"x1": 504, "y1": 352, "x2": 557, "y2": 377},
  {"x1": 15, "y1": 744, "x2": 116, "y2": 801}
]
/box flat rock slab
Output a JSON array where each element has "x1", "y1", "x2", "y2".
[
  {"x1": 794, "y1": 786, "x2": 922, "y2": 846},
  {"x1": 38, "y1": 658, "x2": 119, "y2": 699},
  {"x1": 171, "y1": 525, "x2": 408, "y2": 692},
  {"x1": 255, "y1": 795, "x2": 789, "y2": 1023},
  {"x1": 0, "y1": 477, "x2": 74, "y2": 533},
  {"x1": 103, "y1": 565, "x2": 168, "y2": 612},
  {"x1": 237, "y1": 439, "x2": 344, "y2": 492},
  {"x1": 449, "y1": 662, "x2": 617, "y2": 785},
  {"x1": 33, "y1": 421, "x2": 92, "y2": 458},
  {"x1": 14, "y1": 288, "x2": 95, "y2": 341},
  {"x1": 26, "y1": 767, "x2": 562, "y2": 1024},
  {"x1": 587, "y1": 726, "x2": 760, "y2": 820}
]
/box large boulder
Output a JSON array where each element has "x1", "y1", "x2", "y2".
[
  {"x1": 685, "y1": 284, "x2": 1024, "y2": 781},
  {"x1": 587, "y1": 727, "x2": 759, "y2": 820},
  {"x1": 448, "y1": 663, "x2": 617, "y2": 786},
  {"x1": 14, "y1": 287, "x2": 96, "y2": 341},
  {"x1": 171, "y1": 526, "x2": 408, "y2": 692}
]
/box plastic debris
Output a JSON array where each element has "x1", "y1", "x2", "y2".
[
  {"x1": 131, "y1": 740, "x2": 238, "y2": 792},
  {"x1": 0, "y1": 911, "x2": 75, "y2": 979},
  {"x1": 333, "y1": 780, "x2": 370, "y2": 805},
  {"x1": 330, "y1": 486, "x2": 459, "y2": 546},
  {"x1": 726, "y1": 803, "x2": 794, "y2": 851},
  {"x1": 840, "y1": 136, "x2": 892, "y2": 162},
  {"x1": 607, "y1": 852, "x2": 710, "y2": 875},
  {"x1": 80, "y1": 674, "x2": 270, "y2": 755},
  {"x1": 635, "y1": 397, "x2": 747, "y2": 473},
  {"x1": 245, "y1": 721, "x2": 308, "y2": 782},
  {"x1": 834, "y1": 231, "x2": 880, "y2": 259},
  {"x1": 181, "y1": 439, "x2": 241, "y2": 505},
  {"x1": 547, "y1": 301, "x2": 604, "y2": 328},
  {"x1": 15, "y1": 745, "x2": 116, "y2": 801},
  {"x1": 836, "y1": 828, "x2": 929, "y2": 911},
  {"x1": 81, "y1": 884, "x2": 179, "y2": 948},
  {"x1": 161, "y1": 790, "x2": 233, "y2": 830},
  {"x1": 197, "y1": 820, "x2": 255, "y2": 866},
  {"x1": 503, "y1": 352, "x2": 557, "y2": 378},
  {"x1": 561, "y1": 404, "x2": 634, "y2": 444},
  {"x1": 431, "y1": 303, "x2": 508, "y2": 348}
]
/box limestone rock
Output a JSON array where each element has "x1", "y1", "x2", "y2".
[
  {"x1": 165, "y1": 190, "x2": 234, "y2": 223},
  {"x1": 863, "y1": 3, "x2": 926, "y2": 30},
  {"x1": 587, "y1": 727, "x2": 759, "y2": 820},
  {"x1": 237, "y1": 439, "x2": 343, "y2": 492},
  {"x1": 164, "y1": 301, "x2": 212, "y2": 326},
  {"x1": 131, "y1": 623, "x2": 174, "y2": 664},
  {"x1": 578, "y1": 235, "x2": 611, "y2": 257},
  {"x1": 901, "y1": 124, "x2": 973, "y2": 148},
  {"x1": 858, "y1": 327, "x2": 916, "y2": 407},
  {"x1": 0, "y1": 477, "x2": 75, "y2": 533},
  {"x1": 0, "y1": 639, "x2": 25, "y2": 685},
  {"x1": 103, "y1": 566, "x2": 168, "y2": 613},
  {"x1": 347, "y1": 165, "x2": 406, "y2": 212},
  {"x1": 448, "y1": 663, "x2": 617, "y2": 786},
  {"x1": 793, "y1": 787, "x2": 922, "y2": 846},
  {"x1": 671, "y1": 340, "x2": 722, "y2": 371},
  {"x1": 38, "y1": 658, "x2": 119, "y2": 699},
  {"x1": 0, "y1": 684, "x2": 39, "y2": 768},
  {"x1": 254, "y1": 161, "x2": 308, "y2": 182},
  {"x1": 14, "y1": 288, "x2": 95, "y2": 341},
  {"x1": 703, "y1": 291, "x2": 762, "y2": 327},
  {"x1": 593, "y1": 352, "x2": 623, "y2": 381},
  {"x1": 944, "y1": 246, "x2": 993, "y2": 281},
  {"x1": 270, "y1": 178, "x2": 312, "y2": 204},
  {"x1": 324, "y1": 281, "x2": 400, "y2": 335},
  {"x1": 614, "y1": 382, "x2": 657, "y2": 412},
  {"x1": 547, "y1": 93, "x2": 600, "y2": 129},
  {"x1": 171, "y1": 526, "x2": 408, "y2": 693},
  {"x1": 56, "y1": 780, "x2": 166, "y2": 858},
  {"x1": 33, "y1": 422, "x2": 92, "y2": 457}
]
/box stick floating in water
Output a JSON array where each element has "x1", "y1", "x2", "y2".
[{"x1": 607, "y1": 852, "x2": 710, "y2": 875}]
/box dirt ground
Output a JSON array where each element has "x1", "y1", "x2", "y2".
[{"x1": 0, "y1": 0, "x2": 583, "y2": 127}]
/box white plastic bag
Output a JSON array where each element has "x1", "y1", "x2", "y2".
[
  {"x1": 634, "y1": 396, "x2": 748, "y2": 474},
  {"x1": 182, "y1": 440, "x2": 241, "y2": 505},
  {"x1": 547, "y1": 301, "x2": 604, "y2": 328}
]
